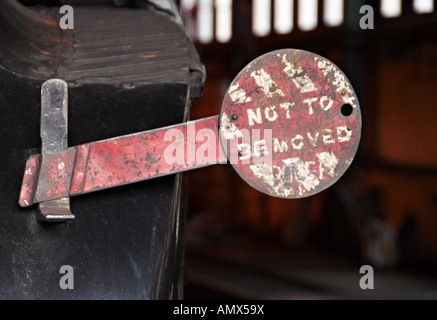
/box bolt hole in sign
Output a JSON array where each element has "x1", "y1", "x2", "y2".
[{"x1": 219, "y1": 49, "x2": 361, "y2": 199}]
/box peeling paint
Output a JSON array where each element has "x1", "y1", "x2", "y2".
[
  {"x1": 316, "y1": 151, "x2": 339, "y2": 179},
  {"x1": 220, "y1": 113, "x2": 243, "y2": 139},
  {"x1": 281, "y1": 53, "x2": 318, "y2": 93},
  {"x1": 228, "y1": 82, "x2": 252, "y2": 104},
  {"x1": 283, "y1": 157, "x2": 320, "y2": 192},
  {"x1": 314, "y1": 56, "x2": 357, "y2": 106},
  {"x1": 250, "y1": 68, "x2": 285, "y2": 98}
]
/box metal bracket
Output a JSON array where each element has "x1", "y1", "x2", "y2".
[{"x1": 37, "y1": 79, "x2": 74, "y2": 221}]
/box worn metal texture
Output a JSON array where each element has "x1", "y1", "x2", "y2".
[
  {"x1": 40, "y1": 79, "x2": 69, "y2": 154},
  {"x1": 18, "y1": 155, "x2": 41, "y2": 207},
  {"x1": 219, "y1": 49, "x2": 361, "y2": 199},
  {"x1": 19, "y1": 116, "x2": 223, "y2": 206},
  {"x1": 36, "y1": 79, "x2": 74, "y2": 220},
  {"x1": 35, "y1": 148, "x2": 76, "y2": 203}
]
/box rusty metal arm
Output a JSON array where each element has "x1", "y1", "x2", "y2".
[{"x1": 20, "y1": 115, "x2": 224, "y2": 207}]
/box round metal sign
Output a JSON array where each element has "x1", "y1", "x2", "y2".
[{"x1": 219, "y1": 49, "x2": 361, "y2": 199}]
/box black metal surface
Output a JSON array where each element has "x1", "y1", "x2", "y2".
[{"x1": 0, "y1": 0, "x2": 202, "y2": 299}]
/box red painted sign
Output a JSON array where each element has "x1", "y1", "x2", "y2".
[
  {"x1": 219, "y1": 49, "x2": 361, "y2": 198},
  {"x1": 19, "y1": 49, "x2": 362, "y2": 207}
]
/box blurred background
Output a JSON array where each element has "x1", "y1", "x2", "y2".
[{"x1": 179, "y1": 0, "x2": 437, "y2": 299}]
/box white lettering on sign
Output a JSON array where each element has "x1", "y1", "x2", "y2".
[
  {"x1": 264, "y1": 106, "x2": 278, "y2": 122},
  {"x1": 303, "y1": 97, "x2": 335, "y2": 115},
  {"x1": 281, "y1": 54, "x2": 318, "y2": 93},
  {"x1": 322, "y1": 129, "x2": 335, "y2": 145},
  {"x1": 237, "y1": 141, "x2": 271, "y2": 160},
  {"x1": 254, "y1": 139, "x2": 268, "y2": 157},
  {"x1": 303, "y1": 97, "x2": 318, "y2": 115},
  {"x1": 337, "y1": 126, "x2": 352, "y2": 142},
  {"x1": 238, "y1": 143, "x2": 251, "y2": 161},
  {"x1": 249, "y1": 151, "x2": 339, "y2": 196},
  {"x1": 291, "y1": 135, "x2": 304, "y2": 150},
  {"x1": 320, "y1": 96, "x2": 334, "y2": 111},
  {"x1": 280, "y1": 102, "x2": 294, "y2": 119},
  {"x1": 307, "y1": 132, "x2": 320, "y2": 147},
  {"x1": 272, "y1": 126, "x2": 352, "y2": 153},
  {"x1": 273, "y1": 138, "x2": 288, "y2": 153},
  {"x1": 228, "y1": 82, "x2": 252, "y2": 104},
  {"x1": 245, "y1": 129, "x2": 273, "y2": 166},
  {"x1": 250, "y1": 68, "x2": 285, "y2": 98},
  {"x1": 247, "y1": 108, "x2": 262, "y2": 126},
  {"x1": 247, "y1": 96, "x2": 338, "y2": 126}
]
